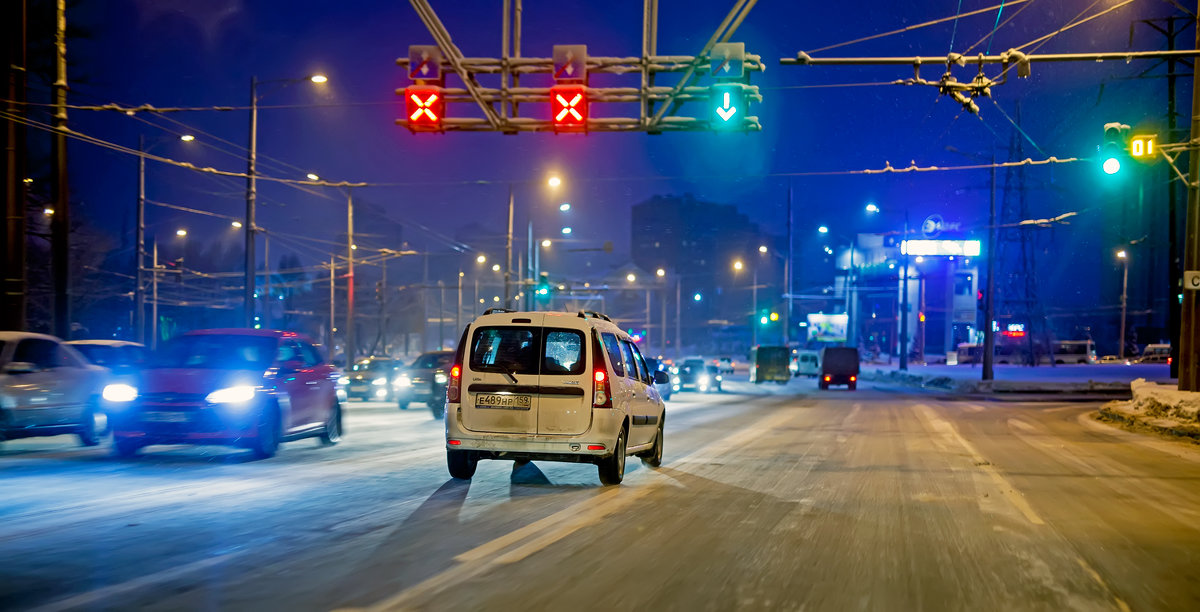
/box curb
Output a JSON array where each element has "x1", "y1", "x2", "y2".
[
  {"x1": 860, "y1": 369, "x2": 1132, "y2": 397},
  {"x1": 1097, "y1": 404, "x2": 1200, "y2": 442}
]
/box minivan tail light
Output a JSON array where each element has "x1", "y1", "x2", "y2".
[
  {"x1": 591, "y1": 333, "x2": 613, "y2": 408},
  {"x1": 850, "y1": 375, "x2": 857, "y2": 382},
  {"x1": 447, "y1": 325, "x2": 470, "y2": 404},
  {"x1": 824, "y1": 375, "x2": 831, "y2": 382}
]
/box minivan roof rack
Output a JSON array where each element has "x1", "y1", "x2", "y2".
[
  {"x1": 483, "y1": 307, "x2": 516, "y2": 315},
  {"x1": 577, "y1": 310, "x2": 613, "y2": 323}
]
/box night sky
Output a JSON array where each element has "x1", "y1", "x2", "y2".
[{"x1": 55, "y1": 0, "x2": 1183, "y2": 323}]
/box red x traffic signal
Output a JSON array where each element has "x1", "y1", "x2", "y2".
[
  {"x1": 550, "y1": 85, "x2": 587, "y2": 132},
  {"x1": 404, "y1": 86, "x2": 444, "y2": 132}
]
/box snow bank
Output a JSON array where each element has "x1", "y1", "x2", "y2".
[{"x1": 1128, "y1": 378, "x2": 1200, "y2": 422}]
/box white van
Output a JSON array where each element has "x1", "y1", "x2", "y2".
[{"x1": 444, "y1": 309, "x2": 668, "y2": 485}]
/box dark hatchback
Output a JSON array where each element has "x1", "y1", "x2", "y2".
[
  {"x1": 394, "y1": 350, "x2": 454, "y2": 418},
  {"x1": 106, "y1": 329, "x2": 342, "y2": 459}
]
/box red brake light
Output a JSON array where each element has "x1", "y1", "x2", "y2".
[
  {"x1": 850, "y1": 376, "x2": 856, "y2": 382},
  {"x1": 591, "y1": 334, "x2": 612, "y2": 408},
  {"x1": 447, "y1": 365, "x2": 462, "y2": 403},
  {"x1": 824, "y1": 375, "x2": 831, "y2": 382},
  {"x1": 586, "y1": 444, "x2": 605, "y2": 451},
  {"x1": 448, "y1": 439, "x2": 461, "y2": 445}
]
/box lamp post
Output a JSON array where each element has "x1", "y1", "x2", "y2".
[
  {"x1": 732, "y1": 259, "x2": 759, "y2": 347},
  {"x1": 1118, "y1": 249, "x2": 1129, "y2": 359},
  {"x1": 149, "y1": 229, "x2": 187, "y2": 349},
  {"x1": 136, "y1": 133, "x2": 194, "y2": 343},
  {"x1": 245, "y1": 74, "x2": 326, "y2": 328},
  {"x1": 509, "y1": 175, "x2": 563, "y2": 309},
  {"x1": 866, "y1": 205, "x2": 912, "y2": 370}
]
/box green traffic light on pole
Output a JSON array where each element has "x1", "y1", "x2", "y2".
[{"x1": 1101, "y1": 121, "x2": 1130, "y2": 175}]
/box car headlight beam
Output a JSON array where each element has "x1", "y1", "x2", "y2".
[
  {"x1": 102, "y1": 383, "x2": 138, "y2": 403},
  {"x1": 372, "y1": 377, "x2": 388, "y2": 386},
  {"x1": 205, "y1": 385, "x2": 257, "y2": 405}
]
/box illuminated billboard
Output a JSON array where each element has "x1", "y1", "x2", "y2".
[
  {"x1": 900, "y1": 239, "x2": 981, "y2": 257},
  {"x1": 807, "y1": 313, "x2": 848, "y2": 342}
]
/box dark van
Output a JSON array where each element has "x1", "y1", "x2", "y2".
[{"x1": 819, "y1": 347, "x2": 860, "y2": 390}]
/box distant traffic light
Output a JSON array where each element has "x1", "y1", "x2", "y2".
[
  {"x1": 550, "y1": 85, "x2": 587, "y2": 132},
  {"x1": 1130, "y1": 134, "x2": 1155, "y2": 158},
  {"x1": 404, "y1": 86, "x2": 443, "y2": 132},
  {"x1": 1101, "y1": 122, "x2": 1130, "y2": 175},
  {"x1": 535, "y1": 273, "x2": 552, "y2": 301}
]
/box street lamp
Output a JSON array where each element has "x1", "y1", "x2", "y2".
[
  {"x1": 733, "y1": 257, "x2": 758, "y2": 346},
  {"x1": 819, "y1": 226, "x2": 857, "y2": 343},
  {"x1": 245, "y1": 73, "x2": 328, "y2": 328},
  {"x1": 1117, "y1": 249, "x2": 1129, "y2": 359}
]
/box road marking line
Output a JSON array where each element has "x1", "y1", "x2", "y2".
[
  {"x1": 361, "y1": 406, "x2": 796, "y2": 612},
  {"x1": 1076, "y1": 557, "x2": 1132, "y2": 612},
  {"x1": 912, "y1": 403, "x2": 1045, "y2": 526},
  {"x1": 27, "y1": 551, "x2": 246, "y2": 612}
]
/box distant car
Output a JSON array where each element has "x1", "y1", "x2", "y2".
[
  {"x1": 0, "y1": 332, "x2": 109, "y2": 446},
  {"x1": 699, "y1": 365, "x2": 723, "y2": 393},
  {"x1": 394, "y1": 350, "x2": 454, "y2": 417},
  {"x1": 344, "y1": 357, "x2": 400, "y2": 401},
  {"x1": 819, "y1": 347, "x2": 860, "y2": 391},
  {"x1": 1098, "y1": 355, "x2": 1129, "y2": 365},
  {"x1": 716, "y1": 357, "x2": 734, "y2": 375},
  {"x1": 644, "y1": 357, "x2": 673, "y2": 401},
  {"x1": 1137, "y1": 353, "x2": 1170, "y2": 364},
  {"x1": 107, "y1": 329, "x2": 341, "y2": 459},
  {"x1": 674, "y1": 357, "x2": 708, "y2": 392},
  {"x1": 792, "y1": 350, "x2": 820, "y2": 378}
]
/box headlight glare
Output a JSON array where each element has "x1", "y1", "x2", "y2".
[
  {"x1": 337, "y1": 376, "x2": 349, "y2": 385},
  {"x1": 434, "y1": 372, "x2": 448, "y2": 384},
  {"x1": 372, "y1": 377, "x2": 388, "y2": 386},
  {"x1": 393, "y1": 375, "x2": 412, "y2": 388},
  {"x1": 102, "y1": 383, "x2": 138, "y2": 402},
  {"x1": 205, "y1": 385, "x2": 256, "y2": 404}
]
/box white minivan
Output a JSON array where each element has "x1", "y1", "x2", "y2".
[{"x1": 444, "y1": 309, "x2": 669, "y2": 485}]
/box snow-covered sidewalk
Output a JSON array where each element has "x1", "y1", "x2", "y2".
[
  {"x1": 1099, "y1": 379, "x2": 1200, "y2": 441},
  {"x1": 860, "y1": 362, "x2": 1170, "y2": 394}
]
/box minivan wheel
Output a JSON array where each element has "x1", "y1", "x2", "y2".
[
  {"x1": 597, "y1": 429, "x2": 627, "y2": 486},
  {"x1": 641, "y1": 422, "x2": 664, "y2": 468},
  {"x1": 430, "y1": 401, "x2": 445, "y2": 420},
  {"x1": 320, "y1": 401, "x2": 342, "y2": 446},
  {"x1": 447, "y1": 449, "x2": 478, "y2": 479},
  {"x1": 251, "y1": 407, "x2": 280, "y2": 459}
]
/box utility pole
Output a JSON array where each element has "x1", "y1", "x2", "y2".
[
  {"x1": 1119, "y1": 251, "x2": 1130, "y2": 359},
  {"x1": 504, "y1": 184, "x2": 514, "y2": 307},
  {"x1": 784, "y1": 182, "x2": 792, "y2": 345},
  {"x1": 51, "y1": 0, "x2": 69, "y2": 338},
  {"x1": 2, "y1": 0, "x2": 27, "y2": 332},
  {"x1": 151, "y1": 242, "x2": 158, "y2": 349},
  {"x1": 329, "y1": 257, "x2": 335, "y2": 356},
  {"x1": 346, "y1": 190, "x2": 355, "y2": 364},
  {"x1": 382, "y1": 257, "x2": 389, "y2": 355},
  {"x1": 456, "y1": 270, "x2": 463, "y2": 334},
  {"x1": 1181, "y1": 1, "x2": 1200, "y2": 391},
  {"x1": 675, "y1": 276, "x2": 681, "y2": 360},
  {"x1": 982, "y1": 151, "x2": 997, "y2": 381},
  {"x1": 135, "y1": 136, "x2": 146, "y2": 343},
  {"x1": 263, "y1": 233, "x2": 270, "y2": 328},
  {"x1": 438, "y1": 280, "x2": 445, "y2": 349},
  {"x1": 899, "y1": 210, "x2": 910, "y2": 371},
  {"x1": 245, "y1": 76, "x2": 259, "y2": 329}
]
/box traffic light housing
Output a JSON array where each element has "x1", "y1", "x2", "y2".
[
  {"x1": 550, "y1": 85, "x2": 587, "y2": 132},
  {"x1": 710, "y1": 84, "x2": 746, "y2": 130},
  {"x1": 404, "y1": 86, "x2": 444, "y2": 132},
  {"x1": 535, "y1": 273, "x2": 552, "y2": 301},
  {"x1": 1100, "y1": 122, "x2": 1130, "y2": 175}
]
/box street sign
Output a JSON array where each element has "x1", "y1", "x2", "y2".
[
  {"x1": 408, "y1": 45, "x2": 443, "y2": 81},
  {"x1": 1185, "y1": 271, "x2": 1200, "y2": 291},
  {"x1": 1131, "y1": 134, "x2": 1157, "y2": 159},
  {"x1": 710, "y1": 42, "x2": 745, "y2": 79},
  {"x1": 553, "y1": 45, "x2": 587, "y2": 82},
  {"x1": 550, "y1": 85, "x2": 587, "y2": 132}
]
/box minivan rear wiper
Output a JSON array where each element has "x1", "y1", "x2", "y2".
[{"x1": 499, "y1": 365, "x2": 519, "y2": 384}]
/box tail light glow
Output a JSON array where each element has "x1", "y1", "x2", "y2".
[
  {"x1": 586, "y1": 444, "x2": 605, "y2": 451},
  {"x1": 448, "y1": 439, "x2": 461, "y2": 445},
  {"x1": 824, "y1": 375, "x2": 831, "y2": 382},
  {"x1": 592, "y1": 334, "x2": 613, "y2": 408},
  {"x1": 447, "y1": 365, "x2": 462, "y2": 403},
  {"x1": 850, "y1": 376, "x2": 857, "y2": 382}
]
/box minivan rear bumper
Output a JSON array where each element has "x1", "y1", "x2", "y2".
[{"x1": 445, "y1": 403, "x2": 623, "y2": 459}]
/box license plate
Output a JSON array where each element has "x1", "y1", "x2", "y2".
[
  {"x1": 475, "y1": 394, "x2": 531, "y2": 410},
  {"x1": 143, "y1": 411, "x2": 191, "y2": 423},
  {"x1": 348, "y1": 385, "x2": 368, "y2": 392}
]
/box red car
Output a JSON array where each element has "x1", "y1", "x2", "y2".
[{"x1": 107, "y1": 329, "x2": 342, "y2": 459}]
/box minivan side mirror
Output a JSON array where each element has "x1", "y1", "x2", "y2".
[
  {"x1": 653, "y1": 370, "x2": 669, "y2": 384},
  {"x1": 3, "y1": 361, "x2": 37, "y2": 375}
]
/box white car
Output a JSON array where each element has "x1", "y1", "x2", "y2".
[
  {"x1": 0, "y1": 332, "x2": 109, "y2": 446},
  {"x1": 444, "y1": 309, "x2": 668, "y2": 485}
]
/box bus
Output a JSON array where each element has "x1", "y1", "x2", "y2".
[{"x1": 1041, "y1": 340, "x2": 1096, "y2": 365}]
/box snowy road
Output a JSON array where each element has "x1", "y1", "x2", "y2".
[{"x1": 2, "y1": 381, "x2": 1199, "y2": 611}]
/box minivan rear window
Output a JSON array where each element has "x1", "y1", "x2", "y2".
[{"x1": 469, "y1": 327, "x2": 585, "y2": 376}]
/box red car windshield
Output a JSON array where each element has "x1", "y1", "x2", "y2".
[{"x1": 152, "y1": 335, "x2": 278, "y2": 370}]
